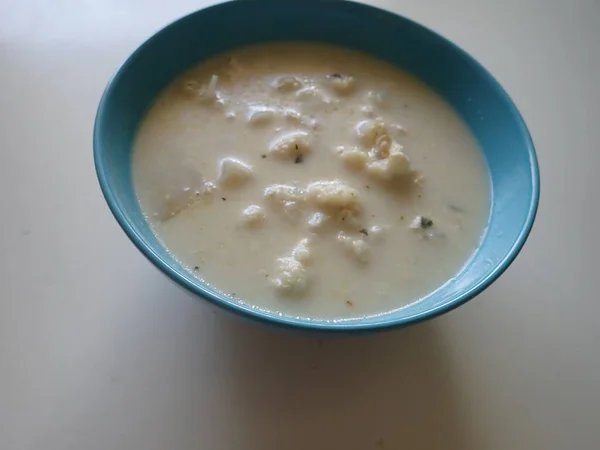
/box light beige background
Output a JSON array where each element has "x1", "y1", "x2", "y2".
[{"x1": 1, "y1": 1, "x2": 598, "y2": 449}]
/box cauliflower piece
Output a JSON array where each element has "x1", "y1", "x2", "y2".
[
  {"x1": 203, "y1": 182, "x2": 217, "y2": 194},
  {"x1": 272, "y1": 76, "x2": 303, "y2": 93},
  {"x1": 295, "y1": 86, "x2": 332, "y2": 111},
  {"x1": 272, "y1": 257, "x2": 308, "y2": 294},
  {"x1": 307, "y1": 211, "x2": 330, "y2": 231},
  {"x1": 371, "y1": 134, "x2": 392, "y2": 159},
  {"x1": 291, "y1": 238, "x2": 312, "y2": 265},
  {"x1": 268, "y1": 131, "x2": 312, "y2": 160},
  {"x1": 272, "y1": 238, "x2": 314, "y2": 294},
  {"x1": 326, "y1": 73, "x2": 357, "y2": 95},
  {"x1": 336, "y1": 146, "x2": 368, "y2": 170},
  {"x1": 366, "y1": 90, "x2": 386, "y2": 107},
  {"x1": 410, "y1": 216, "x2": 434, "y2": 230},
  {"x1": 366, "y1": 144, "x2": 412, "y2": 181},
  {"x1": 283, "y1": 109, "x2": 319, "y2": 130},
  {"x1": 351, "y1": 239, "x2": 370, "y2": 264},
  {"x1": 246, "y1": 105, "x2": 276, "y2": 126},
  {"x1": 264, "y1": 184, "x2": 306, "y2": 205},
  {"x1": 337, "y1": 232, "x2": 370, "y2": 264},
  {"x1": 264, "y1": 184, "x2": 306, "y2": 222},
  {"x1": 355, "y1": 118, "x2": 388, "y2": 148},
  {"x1": 217, "y1": 157, "x2": 253, "y2": 188},
  {"x1": 306, "y1": 180, "x2": 362, "y2": 215},
  {"x1": 360, "y1": 105, "x2": 376, "y2": 117},
  {"x1": 241, "y1": 205, "x2": 265, "y2": 228}
]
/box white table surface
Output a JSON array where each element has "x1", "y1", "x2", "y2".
[{"x1": 1, "y1": 0, "x2": 599, "y2": 449}]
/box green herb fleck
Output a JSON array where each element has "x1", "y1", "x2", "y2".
[
  {"x1": 420, "y1": 217, "x2": 433, "y2": 229},
  {"x1": 294, "y1": 154, "x2": 303, "y2": 164},
  {"x1": 222, "y1": 197, "x2": 227, "y2": 201},
  {"x1": 400, "y1": 215, "x2": 404, "y2": 221},
  {"x1": 359, "y1": 228, "x2": 369, "y2": 236},
  {"x1": 193, "y1": 266, "x2": 200, "y2": 271},
  {"x1": 261, "y1": 154, "x2": 267, "y2": 159},
  {"x1": 346, "y1": 300, "x2": 354, "y2": 306}
]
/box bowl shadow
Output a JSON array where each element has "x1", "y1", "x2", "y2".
[{"x1": 190, "y1": 294, "x2": 477, "y2": 449}]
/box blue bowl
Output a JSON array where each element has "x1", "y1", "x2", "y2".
[{"x1": 94, "y1": 0, "x2": 539, "y2": 332}]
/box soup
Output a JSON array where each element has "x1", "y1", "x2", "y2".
[{"x1": 133, "y1": 43, "x2": 490, "y2": 320}]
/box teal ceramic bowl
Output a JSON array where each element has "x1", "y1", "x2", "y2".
[{"x1": 94, "y1": 0, "x2": 539, "y2": 331}]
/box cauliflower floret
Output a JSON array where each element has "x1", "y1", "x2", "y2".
[
  {"x1": 367, "y1": 142, "x2": 413, "y2": 181},
  {"x1": 283, "y1": 109, "x2": 319, "y2": 130},
  {"x1": 355, "y1": 118, "x2": 388, "y2": 148},
  {"x1": 268, "y1": 131, "x2": 312, "y2": 160},
  {"x1": 307, "y1": 211, "x2": 330, "y2": 231},
  {"x1": 410, "y1": 216, "x2": 434, "y2": 230},
  {"x1": 366, "y1": 90, "x2": 386, "y2": 107},
  {"x1": 366, "y1": 144, "x2": 412, "y2": 181},
  {"x1": 306, "y1": 180, "x2": 362, "y2": 215},
  {"x1": 272, "y1": 257, "x2": 308, "y2": 294},
  {"x1": 296, "y1": 86, "x2": 327, "y2": 101},
  {"x1": 337, "y1": 232, "x2": 370, "y2": 264},
  {"x1": 371, "y1": 134, "x2": 392, "y2": 159},
  {"x1": 295, "y1": 86, "x2": 333, "y2": 111},
  {"x1": 217, "y1": 157, "x2": 253, "y2": 188},
  {"x1": 264, "y1": 184, "x2": 305, "y2": 205},
  {"x1": 326, "y1": 73, "x2": 357, "y2": 95},
  {"x1": 272, "y1": 238, "x2": 314, "y2": 294},
  {"x1": 360, "y1": 105, "x2": 376, "y2": 117},
  {"x1": 246, "y1": 105, "x2": 276, "y2": 126},
  {"x1": 241, "y1": 205, "x2": 265, "y2": 228},
  {"x1": 203, "y1": 181, "x2": 217, "y2": 194},
  {"x1": 291, "y1": 238, "x2": 312, "y2": 265},
  {"x1": 336, "y1": 146, "x2": 368, "y2": 170},
  {"x1": 264, "y1": 184, "x2": 306, "y2": 222},
  {"x1": 272, "y1": 76, "x2": 303, "y2": 93},
  {"x1": 351, "y1": 239, "x2": 370, "y2": 264}
]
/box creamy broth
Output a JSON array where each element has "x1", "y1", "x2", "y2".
[{"x1": 133, "y1": 43, "x2": 490, "y2": 320}]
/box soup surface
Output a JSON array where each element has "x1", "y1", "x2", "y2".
[{"x1": 133, "y1": 43, "x2": 490, "y2": 320}]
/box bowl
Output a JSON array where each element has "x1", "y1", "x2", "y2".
[{"x1": 94, "y1": 0, "x2": 539, "y2": 332}]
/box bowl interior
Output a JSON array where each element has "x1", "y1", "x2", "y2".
[{"x1": 94, "y1": 0, "x2": 539, "y2": 330}]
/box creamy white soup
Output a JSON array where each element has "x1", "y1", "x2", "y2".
[{"x1": 133, "y1": 43, "x2": 490, "y2": 321}]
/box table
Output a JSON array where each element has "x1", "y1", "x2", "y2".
[{"x1": 1, "y1": 1, "x2": 599, "y2": 449}]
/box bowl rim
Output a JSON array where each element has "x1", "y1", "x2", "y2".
[{"x1": 93, "y1": 0, "x2": 540, "y2": 332}]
